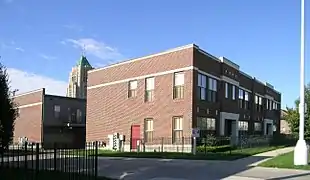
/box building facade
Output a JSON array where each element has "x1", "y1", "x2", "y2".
[
  {"x1": 66, "y1": 55, "x2": 93, "y2": 99},
  {"x1": 13, "y1": 88, "x2": 86, "y2": 148},
  {"x1": 86, "y1": 44, "x2": 281, "y2": 150}
]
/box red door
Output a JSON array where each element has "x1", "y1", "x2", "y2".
[{"x1": 131, "y1": 125, "x2": 140, "y2": 150}]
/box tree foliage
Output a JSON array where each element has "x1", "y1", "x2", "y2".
[
  {"x1": 284, "y1": 83, "x2": 310, "y2": 139},
  {"x1": 0, "y1": 62, "x2": 18, "y2": 151}
]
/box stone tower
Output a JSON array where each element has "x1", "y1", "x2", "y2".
[{"x1": 66, "y1": 55, "x2": 93, "y2": 99}]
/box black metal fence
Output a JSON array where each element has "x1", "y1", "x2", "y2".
[
  {"x1": 0, "y1": 142, "x2": 98, "y2": 180},
  {"x1": 117, "y1": 134, "x2": 295, "y2": 153}
]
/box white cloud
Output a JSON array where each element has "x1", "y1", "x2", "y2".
[
  {"x1": 15, "y1": 47, "x2": 25, "y2": 52},
  {"x1": 64, "y1": 38, "x2": 124, "y2": 66},
  {"x1": 39, "y1": 54, "x2": 57, "y2": 60},
  {"x1": 7, "y1": 68, "x2": 67, "y2": 96}
]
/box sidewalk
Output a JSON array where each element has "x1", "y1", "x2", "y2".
[{"x1": 232, "y1": 146, "x2": 295, "y2": 167}]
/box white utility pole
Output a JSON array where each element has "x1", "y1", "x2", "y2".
[{"x1": 294, "y1": 0, "x2": 308, "y2": 166}]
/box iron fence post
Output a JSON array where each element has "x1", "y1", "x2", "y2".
[
  {"x1": 54, "y1": 143, "x2": 57, "y2": 171},
  {"x1": 161, "y1": 137, "x2": 164, "y2": 152},
  {"x1": 24, "y1": 142, "x2": 28, "y2": 170},
  {"x1": 35, "y1": 143, "x2": 39, "y2": 176},
  {"x1": 182, "y1": 137, "x2": 184, "y2": 153},
  {"x1": 95, "y1": 141, "x2": 98, "y2": 178}
]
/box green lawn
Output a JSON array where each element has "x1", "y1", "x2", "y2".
[
  {"x1": 259, "y1": 151, "x2": 310, "y2": 170},
  {"x1": 95, "y1": 146, "x2": 285, "y2": 161},
  {"x1": 0, "y1": 167, "x2": 115, "y2": 180}
]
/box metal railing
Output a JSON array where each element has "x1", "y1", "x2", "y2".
[{"x1": 0, "y1": 142, "x2": 98, "y2": 179}]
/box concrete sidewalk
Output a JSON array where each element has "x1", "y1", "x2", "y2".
[{"x1": 232, "y1": 146, "x2": 295, "y2": 167}]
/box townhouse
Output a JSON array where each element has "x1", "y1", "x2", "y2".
[{"x1": 86, "y1": 44, "x2": 281, "y2": 150}]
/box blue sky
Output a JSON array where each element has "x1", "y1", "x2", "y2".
[{"x1": 0, "y1": 0, "x2": 308, "y2": 108}]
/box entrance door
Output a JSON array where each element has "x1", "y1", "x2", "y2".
[
  {"x1": 225, "y1": 120, "x2": 232, "y2": 136},
  {"x1": 266, "y1": 124, "x2": 272, "y2": 135},
  {"x1": 130, "y1": 125, "x2": 140, "y2": 150}
]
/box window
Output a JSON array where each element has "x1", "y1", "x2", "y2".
[
  {"x1": 172, "y1": 117, "x2": 183, "y2": 143},
  {"x1": 239, "y1": 89, "x2": 244, "y2": 108},
  {"x1": 244, "y1": 91, "x2": 249, "y2": 109},
  {"x1": 225, "y1": 83, "x2": 228, "y2": 98},
  {"x1": 208, "y1": 78, "x2": 217, "y2": 102},
  {"x1": 255, "y1": 95, "x2": 262, "y2": 112},
  {"x1": 232, "y1": 85, "x2": 236, "y2": 100},
  {"x1": 254, "y1": 122, "x2": 262, "y2": 131},
  {"x1": 197, "y1": 117, "x2": 216, "y2": 137},
  {"x1": 238, "y1": 121, "x2": 249, "y2": 131},
  {"x1": 173, "y1": 72, "x2": 184, "y2": 99},
  {"x1": 266, "y1": 99, "x2": 269, "y2": 110},
  {"x1": 54, "y1": 105, "x2": 60, "y2": 119},
  {"x1": 128, "y1": 80, "x2": 138, "y2": 98},
  {"x1": 76, "y1": 109, "x2": 82, "y2": 123},
  {"x1": 197, "y1": 74, "x2": 207, "y2": 100},
  {"x1": 145, "y1": 77, "x2": 155, "y2": 102},
  {"x1": 144, "y1": 118, "x2": 154, "y2": 142}
]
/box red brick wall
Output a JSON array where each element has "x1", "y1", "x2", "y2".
[
  {"x1": 87, "y1": 47, "x2": 194, "y2": 141},
  {"x1": 13, "y1": 89, "x2": 44, "y2": 143}
]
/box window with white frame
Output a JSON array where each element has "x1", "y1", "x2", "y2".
[
  {"x1": 144, "y1": 118, "x2": 154, "y2": 142},
  {"x1": 225, "y1": 83, "x2": 229, "y2": 98},
  {"x1": 232, "y1": 85, "x2": 236, "y2": 100},
  {"x1": 197, "y1": 73, "x2": 207, "y2": 100},
  {"x1": 208, "y1": 78, "x2": 217, "y2": 102},
  {"x1": 128, "y1": 80, "x2": 138, "y2": 98},
  {"x1": 172, "y1": 116, "x2": 183, "y2": 143},
  {"x1": 244, "y1": 91, "x2": 249, "y2": 109},
  {"x1": 54, "y1": 105, "x2": 60, "y2": 119},
  {"x1": 173, "y1": 72, "x2": 185, "y2": 99},
  {"x1": 145, "y1": 77, "x2": 155, "y2": 102},
  {"x1": 239, "y1": 89, "x2": 244, "y2": 108}
]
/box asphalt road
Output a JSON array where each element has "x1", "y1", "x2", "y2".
[
  {"x1": 95, "y1": 157, "x2": 310, "y2": 180},
  {"x1": 2, "y1": 155, "x2": 310, "y2": 180}
]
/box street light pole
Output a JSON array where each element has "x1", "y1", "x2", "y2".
[{"x1": 294, "y1": 0, "x2": 308, "y2": 166}]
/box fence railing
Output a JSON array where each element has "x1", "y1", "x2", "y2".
[
  {"x1": 0, "y1": 142, "x2": 98, "y2": 179},
  {"x1": 96, "y1": 135, "x2": 289, "y2": 153}
]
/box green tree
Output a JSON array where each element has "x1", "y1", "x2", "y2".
[
  {"x1": 0, "y1": 62, "x2": 18, "y2": 152},
  {"x1": 284, "y1": 83, "x2": 310, "y2": 139}
]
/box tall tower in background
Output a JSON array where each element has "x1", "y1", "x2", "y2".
[{"x1": 66, "y1": 54, "x2": 93, "y2": 99}]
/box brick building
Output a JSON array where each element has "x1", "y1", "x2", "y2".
[
  {"x1": 13, "y1": 88, "x2": 86, "y2": 148},
  {"x1": 86, "y1": 44, "x2": 281, "y2": 150}
]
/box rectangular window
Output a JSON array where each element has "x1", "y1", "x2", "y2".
[
  {"x1": 172, "y1": 116, "x2": 183, "y2": 143},
  {"x1": 254, "y1": 122, "x2": 262, "y2": 131},
  {"x1": 197, "y1": 117, "x2": 216, "y2": 137},
  {"x1": 244, "y1": 91, "x2": 249, "y2": 109},
  {"x1": 232, "y1": 85, "x2": 236, "y2": 100},
  {"x1": 208, "y1": 78, "x2": 217, "y2": 102},
  {"x1": 225, "y1": 83, "x2": 228, "y2": 98},
  {"x1": 145, "y1": 77, "x2": 155, "y2": 102},
  {"x1": 197, "y1": 74, "x2": 207, "y2": 100},
  {"x1": 266, "y1": 99, "x2": 269, "y2": 110},
  {"x1": 128, "y1": 80, "x2": 138, "y2": 98},
  {"x1": 239, "y1": 89, "x2": 244, "y2": 108},
  {"x1": 173, "y1": 72, "x2": 184, "y2": 99},
  {"x1": 144, "y1": 118, "x2": 154, "y2": 143},
  {"x1": 76, "y1": 109, "x2": 82, "y2": 123},
  {"x1": 54, "y1": 105, "x2": 60, "y2": 119},
  {"x1": 238, "y1": 121, "x2": 249, "y2": 131}
]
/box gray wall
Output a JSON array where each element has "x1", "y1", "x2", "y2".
[
  {"x1": 42, "y1": 95, "x2": 86, "y2": 149},
  {"x1": 43, "y1": 95, "x2": 86, "y2": 126}
]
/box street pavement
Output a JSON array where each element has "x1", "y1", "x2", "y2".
[
  {"x1": 2, "y1": 147, "x2": 310, "y2": 179},
  {"x1": 95, "y1": 147, "x2": 310, "y2": 180}
]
